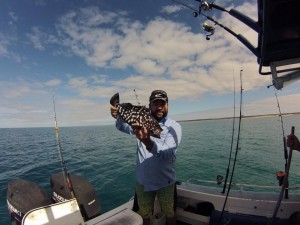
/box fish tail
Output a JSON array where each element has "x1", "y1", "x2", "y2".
[{"x1": 110, "y1": 93, "x2": 120, "y2": 106}]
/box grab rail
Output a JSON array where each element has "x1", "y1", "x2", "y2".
[{"x1": 186, "y1": 178, "x2": 300, "y2": 192}]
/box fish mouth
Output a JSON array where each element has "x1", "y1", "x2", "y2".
[{"x1": 151, "y1": 133, "x2": 161, "y2": 138}]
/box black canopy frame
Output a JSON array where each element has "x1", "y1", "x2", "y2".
[{"x1": 196, "y1": 0, "x2": 300, "y2": 89}]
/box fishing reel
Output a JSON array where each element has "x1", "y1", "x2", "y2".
[
  {"x1": 217, "y1": 175, "x2": 224, "y2": 185},
  {"x1": 193, "y1": 0, "x2": 212, "y2": 17},
  {"x1": 202, "y1": 22, "x2": 215, "y2": 40},
  {"x1": 276, "y1": 171, "x2": 285, "y2": 186},
  {"x1": 200, "y1": 0, "x2": 211, "y2": 11}
]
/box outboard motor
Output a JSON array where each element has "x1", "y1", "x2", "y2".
[
  {"x1": 50, "y1": 172, "x2": 101, "y2": 221},
  {"x1": 6, "y1": 180, "x2": 52, "y2": 225}
]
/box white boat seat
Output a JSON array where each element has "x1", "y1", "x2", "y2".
[
  {"x1": 93, "y1": 208, "x2": 143, "y2": 225},
  {"x1": 22, "y1": 199, "x2": 85, "y2": 225}
]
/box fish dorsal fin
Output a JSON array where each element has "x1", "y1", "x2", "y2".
[{"x1": 110, "y1": 93, "x2": 120, "y2": 106}]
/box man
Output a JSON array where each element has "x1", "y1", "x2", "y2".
[{"x1": 110, "y1": 90, "x2": 182, "y2": 225}]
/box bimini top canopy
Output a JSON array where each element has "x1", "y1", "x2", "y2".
[{"x1": 256, "y1": 0, "x2": 300, "y2": 89}]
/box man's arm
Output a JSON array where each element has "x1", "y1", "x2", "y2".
[
  {"x1": 133, "y1": 121, "x2": 182, "y2": 160},
  {"x1": 151, "y1": 122, "x2": 182, "y2": 159},
  {"x1": 116, "y1": 119, "x2": 134, "y2": 135}
]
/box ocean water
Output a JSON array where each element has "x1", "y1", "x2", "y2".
[{"x1": 1, "y1": 115, "x2": 300, "y2": 224}]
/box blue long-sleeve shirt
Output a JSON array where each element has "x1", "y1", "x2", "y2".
[{"x1": 116, "y1": 117, "x2": 182, "y2": 192}]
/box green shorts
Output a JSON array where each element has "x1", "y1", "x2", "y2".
[{"x1": 135, "y1": 182, "x2": 176, "y2": 219}]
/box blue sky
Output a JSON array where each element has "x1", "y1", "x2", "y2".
[{"x1": 1, "y1": 0, "x2": 299, "y2": 128}]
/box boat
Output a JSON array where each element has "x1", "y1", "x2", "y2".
[
  {"x1": 7, "y1": 175, "x2": 300, "y2": 225},
  {"x1": 6, "y1": 0, "x2": 300, "y2": 224}
]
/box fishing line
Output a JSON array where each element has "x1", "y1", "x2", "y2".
[
  {"x1": 133, "y1": 89, "x2": 150, "y2": 155},
  {"x1": 269, "y1": 78, "x2": 293, "y2": 224},
  {"x1": 271, "y1": 84, "x2": 287, "y2": 164},
  {"x1": 134, "y1": 89, "x2": 140, "y2": 105},
  {"x1": 221, "y1": 70, "x2": 236, "y2": 194},
  {"x1": 219, "y1": 69, "x2": 243, "y2": 224},
  {"x1": 268, "y1": 78, "x2": 289, "y2": 198},
  {"x1": 53, "y1": 95, "x2": 75, "y2": 199}
]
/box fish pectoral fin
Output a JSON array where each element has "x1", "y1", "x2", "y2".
[
  {"x1": 110, "y1": 93, "x2": 120, "y2": 106},
  {"x1": 131, "y1": 124, "x2": 143, "y2": 130}
]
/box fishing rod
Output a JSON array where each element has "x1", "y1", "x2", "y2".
[
  {"x1": 269, "y1": 85, "x2": 289, "y2": 198},
  {"x1": 171, "y1": 0, "x2": 258, "y2": 56},
  {"x1": 219, "y1": 69, "x2": 243, "y2": 223},
  {"x1": 221, "y1": 71, "x2": 236, "y2": 194},
  {"x1": 53, "y1": 95, "x2": 75, "y2": 199},
  {"x1": 271, "y1": 126, "x2": 295, "y2": 224},
  {"x1": 134, "y1": 89, "x2": 140, "y2": 105}
]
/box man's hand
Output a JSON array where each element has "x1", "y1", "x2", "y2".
[
  {"x1": 132, "y1": 123, "x2": 153, "y2": 151},
  {"x1": 111, "y1": 106, "x2": 118, "y2": 119},
  {"x1": 132, "y1": 123, "x2": 147, "y2": 139}
]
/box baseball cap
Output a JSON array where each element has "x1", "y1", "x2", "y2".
[{"x1": 149, "y1": 90, "x2": 168, "y2": 103}]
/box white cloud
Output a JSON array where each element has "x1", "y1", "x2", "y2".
[
  {"x1": 135, "y1": 59, "x2": 165, "y2": 75},
  {"x1": 65, "y1": 75, "x2": 117, "y2": 98},
  {"x1": 26, "y1": 27, "x2": 47, "y2": 50},
  {"x1": 8, "y1": 11, "x2": 18, "y2": 21},
  {"x1": 173, "y1": 92, "x2": 300, "y2": 121},
  {"x1": 1, "y1": 74, "x2": 298, "y2": 128},
  {"x1": 0, "y1": 34, "x2": 10, "y2": 56},
  {"x1": 160, "y1": 5, "x2": 182, "y2": 14},
  {"x1": 91, "y1": 74, "x2": 107, "y2": 84},
  {"x1": 0, "y1": 33, "x2": 21, "y2": 62},
  {"x1": 56, "y1": 8, "x2": 122, "y2": 67},
  {"x1": 0, "y1": 82, "x2": 30, "y2": 98},
  {"x1": 68, "y1": 77, "x2": 88, "y2": 89},
  {"x1": 1, "y1": 0, "x2": 299, "y2": 128},
  {"x1": 45, "y1": 79, "x2": 62, "y2": 87},
  {"x1": 53, "y1": 3, "x2": 269, "y2": 102},
  {"x1": 78, "y1": 6, "x2": 120, "y2": 25}
]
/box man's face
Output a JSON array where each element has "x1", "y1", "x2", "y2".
[{"x1": 150, "y1": 100, "x2": 168, "y2": 121}]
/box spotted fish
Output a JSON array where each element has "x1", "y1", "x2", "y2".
[{"x1": 110, "y1": 93, "x2": 162, "y2": 138}]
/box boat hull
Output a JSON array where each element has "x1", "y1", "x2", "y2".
[
  {"x1": 21, "y1": 181, "x2": 300, "y2": 225},
  {"x1": 175, "y1": 182, "x2": 300, "y2": 224}
]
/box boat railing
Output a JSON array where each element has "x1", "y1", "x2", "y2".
[{"x1": 186, "y1": 178, "x2": 300, "y2": 192}]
